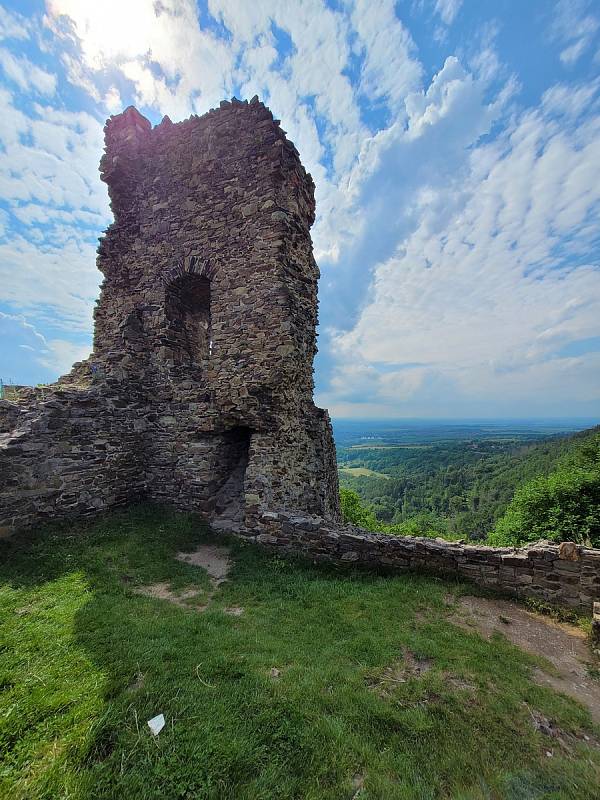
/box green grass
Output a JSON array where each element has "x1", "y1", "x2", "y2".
[
  {"x1": 338, "y1": 467, "x2": 391, "y2": 480},
  {"x1": 0, "y1": 506, "x2": 598, "y2": 799}
]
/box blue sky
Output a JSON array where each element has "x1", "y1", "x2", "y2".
[{"x1": 0, "y1": 0, "x2": 599, "y2": 418}]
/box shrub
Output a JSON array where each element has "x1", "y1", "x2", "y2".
[
  {"x1": 339, "y1": 488, "x2": 379, "y2": 530},
  {"x1": 339, "y1": 490, "x2": 457, "y2": 539},
  {"x1": 489, "y1": 468, "x2": 600, "y2": 548},
  {"x1": 383, "y1": 511, "x2": 451, "y2": 539}
]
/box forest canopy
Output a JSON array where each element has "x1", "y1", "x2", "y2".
[{"x1": 338, "y1": 425, "x2": 600, "y2": 547}]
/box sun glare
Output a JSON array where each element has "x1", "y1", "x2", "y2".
[{"x1": 46, "y1": 0, "x2": 160, "y2": 67}]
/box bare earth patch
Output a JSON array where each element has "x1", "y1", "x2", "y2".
[
  {"x1": 176, "y1": 545, "x2": 231, "y2": 585},
  {"x1": 368, "y1": 650, "x2": 433, "y2": 696},
  {"x1": 134, "y1": 545, "x2": 233, "y2": 613},
  {"x1": 528, "y1": 707, "x2": 600, "y2": 754},
  {"x1": 450, "y1": 595, "x2": 600, "y2": 722},
  {"x1": 351, "y1": 772, "x2": 365, "y2": 799},
  {"x1": 126, "y1": 671, "x2": 145, "y2": 693},
  {"x1": 133, "y1": 582, "x2": 207, "y2": 610},
  {"x1": 446, "y1": 675, "x2": 477, "y2": 691}
]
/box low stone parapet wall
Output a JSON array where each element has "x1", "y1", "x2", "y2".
[{"x1": 242, "y1": 511, "x2": 600, "y2": 611}]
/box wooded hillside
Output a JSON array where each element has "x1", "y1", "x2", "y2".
[{"x1": 338, "y1": 426, "x2": 600, "y2": 542}]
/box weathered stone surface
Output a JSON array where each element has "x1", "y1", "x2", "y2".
[
  {"x1": 242, "y1": 512, "x2": 599, "y2": 611},
  {"x1": 0, "y1": 99, "x2": 340, "y2": 535},
  {"x1": 558, "y1": 541, "x2": 581, "y2": 561},
  {"x1": 593, "y1": 602, "x2": 600, "y2": 646}
]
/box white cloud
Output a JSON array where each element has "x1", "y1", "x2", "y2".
[
  {"x1": 0, "y1": 233, "x2": 100, "y2": 332},
  {"x1": 58, "y1": 51, "x2": 102, "y2": 102},
  {"x1": 0, "y1": 91, "x2": 108, "y2": 216},
  {"x1": 325, "y1": 76, "x2": 600, "y2": 416},
  {"x1": 548, "y1": 0, "x2": 599, "y2": 66},
  {"x1": 467, "y1": 20, "x2": 505, "y2": 84},
  {"x1": 0, "y1": 310, "x2": 91, "y2": 383},
  {"x1": 37, "y1": 337, "x2": 92, "y2": 374},
  {"x1": 103, "y1": 85, "x2": 122, "y2": 113},
  {"x1": 350, "y1": 0, "x2": 422, "y2": 107},
  {"x1": 313, "y1": 55, "x2": 503, "y2": 272},
  {"x1": 0, "y1": 80, "x2": 107, "y2": 332},
  {"x1": 434, "y1": 0, "x2": 462, "y2": 26},
  {"x1": 46, "y1": 0, "x2": 235, "y2": 117},
  {"x1": 0, "y1": 48, "x2": 57, "y2": 94},
  {"x1": 0, "y1": 86, "x2": 27, "y2": 146},
  {"x1": 542, "y1": 79, "x2": 599, "y2": 116},
  {"x1": 0, "y1": 310, "x2": 47, "y2": 350},
  {"x1": 0, "y1": 6, "x2": 30, "y2": 41},
  {"x1": 560, "y1": 38, "x2": 589, "y2": 65}
]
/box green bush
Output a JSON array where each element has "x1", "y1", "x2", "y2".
[
  {"x1": 339, "y1": 489, "x2": 458, "y2": 539},
  {"x1": 383, "y1": 511, "x2": 452, "y2": 539},
  {"x1": 339, "y1": 488, "x2": 379, "y2": 530},
  {"x1": 489, "y1": 468, "x2": 600, "y2": 547}
]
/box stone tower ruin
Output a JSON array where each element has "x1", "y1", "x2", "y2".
[
  {"x1": 1, "y1": 100, "x2": 597, "y2": 616},
  {"x1": 0, "y1": 97, "x2": 340, "y2": 536}
]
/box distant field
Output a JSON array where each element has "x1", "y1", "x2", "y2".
[
  {"x1": 348, "y1": 444, "x2": 434, "y2": 450},
  {"x1": 331, "y1": 419, "x2": 597, "y2": 449},
  {"x1": 338, "y1": 466, "x2": 391, "y2": 479}
]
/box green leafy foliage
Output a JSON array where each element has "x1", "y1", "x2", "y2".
[
  {"x1": 382, "y1": 511, "x2": 456, "y2": 539},
  {"x1": 338, "y1": 426, "x2": 600, "y2": 542},
  {"x1": 490, "y1": 430, "x2": 600, "y2": 547},
  {"x1": 490, "y1": 469, "x2": 600, "y2": 547},
  {"x1": 339, "y1": 487, "x2": 379, "y2": 530},
  {"x1": 340, "y1": 488, "x2": 460, "y2": 539}
]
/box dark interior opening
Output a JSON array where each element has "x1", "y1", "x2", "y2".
[
  {"x1": 212, "y1": 426, "x2": 252, "y2": 525},
  {"x1": 165, "y1": 274, "x2": 211, "y2": 365}
]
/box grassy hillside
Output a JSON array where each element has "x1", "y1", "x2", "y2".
[
  {"x1": 338, "y1": 426, "x2": 600, "y2": 539},
  {"x1": 1, "y1": 507, "x2": 599, "y2": 799}
]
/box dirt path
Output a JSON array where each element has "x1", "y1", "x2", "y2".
[{"x1": 450, "y1": 595, "x2": 600, "y2": 722}]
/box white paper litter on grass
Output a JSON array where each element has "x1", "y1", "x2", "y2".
[{"x1": 147, "y1": 713, "x2": 165, "y2": 736}]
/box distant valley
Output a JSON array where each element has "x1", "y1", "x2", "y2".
[{"x1": 333, "y1": 418, "x2": 600, "y2": 541}]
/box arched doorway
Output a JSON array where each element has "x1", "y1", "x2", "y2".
[{"x1": 212, "y1": 426, "x2": 252, "y2": 526}]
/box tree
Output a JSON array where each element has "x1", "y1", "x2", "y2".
[
  {"x1": 339, "y1": 488, "x2": 379, "y2": 531},
  {"x1": 385, "y1": 511, "x2": 450, "y2": 538},
  {"x1": 489, "y1": 468, "x2": 600, "y2": 547}
]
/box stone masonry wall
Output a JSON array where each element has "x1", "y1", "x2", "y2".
[
  {"x1": 0, "y1": 387, "x2": 145, "y2": 530},
  {"x1": 246, "y1": 511, "x2": 600, "y2": 611},
  {"x1": 0, "y1": 97, "x2": 340, "y2": 536}
]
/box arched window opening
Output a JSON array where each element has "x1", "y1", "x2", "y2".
[{"x1": 165, "y1": 274, "x2": 211, "y2": 365}]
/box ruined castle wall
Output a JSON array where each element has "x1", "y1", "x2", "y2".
[
  {"x1": 0, "y1": 388, "x2": 145, "y2": 535},
  {"x1": 94, "y1": 99, "x2": 340, "y2": 524},
  {"x1": 96, "y1": 100, "x2": 319, "y2": 411},
  {"x1": 241, "y1": 408, "x2": 339, "y2": 524},
  {"x1": 0, "y1": 98, "x2": 341, "y2": 536},
  {"x1": 248, "y1": 512, "x2": 600, "y2": 611}
]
